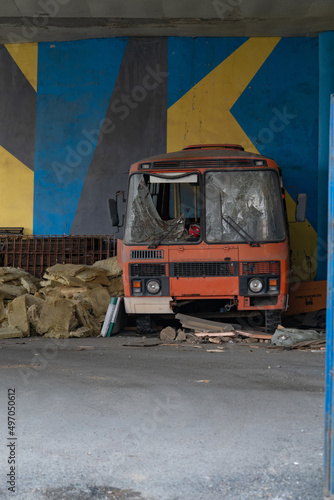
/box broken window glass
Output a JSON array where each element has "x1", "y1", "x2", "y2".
[
  {"x1": 124, "y1": 173, "x2": 201, "y2": 245},
  {"x1": 205, "y1": 170, "x2": 286, "y2": 243}
]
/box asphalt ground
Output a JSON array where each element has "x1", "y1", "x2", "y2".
[{"x1": 0, "y1": 333, "x2": 326, "y2": 500}]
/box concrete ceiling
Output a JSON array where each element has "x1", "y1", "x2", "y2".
[{"x1": 1, "y1": 0, "x2": 334, "y2": 43}]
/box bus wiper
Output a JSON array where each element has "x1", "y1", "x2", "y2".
[
  {"x1": 148, "y1": 215, "x2": 185, "y2": 249},
  {"x1": 222, "y1": 214, "x2": 260, "y2": 247}
]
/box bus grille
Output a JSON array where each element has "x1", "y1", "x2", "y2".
[
  {"x1": 130, "y1": 263, "x2": 166, "y2": 277},
  {"x1": 239, "y1": 261, "x2": 280, "y2": 275},
  {"x1": 170, "y1": 261, "x2": 237, "y2": 277},
  {"x1": 130, "y1": 250, "x2": 164, "y2": 259}
]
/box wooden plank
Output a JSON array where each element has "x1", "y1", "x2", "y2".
[
  {"x1": 234, "y1": 330, "x2": 272, "y2": 340},
  {"x1": 194, "y1": 332, "x2": 235, "y2": 338},
  {"x1": 292, "y1": 339, "x2": 326, "y2": 349}
]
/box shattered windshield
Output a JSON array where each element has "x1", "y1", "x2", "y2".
[
  {"x1": 124, "y1": 173, "x2": 201, "y2": 245},
  {"x1": 205, "y1": 170, "x2": 286, "y2": 243}
]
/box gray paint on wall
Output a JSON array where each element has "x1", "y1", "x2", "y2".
[
  {"x1": 70, "y1": 37, "x2": 168, "y2": 235},
  {"x1": 0, "y1": 46, "x2": 36, "y2": 171}
]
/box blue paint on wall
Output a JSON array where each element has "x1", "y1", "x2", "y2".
[
  {"x1": 167, "y1": 37, "x2": 247, "y2": 108},
  {"x1": 34, "y1": 38, "x2": 128, "y2": 235},
  {"x1": 231, "y1": 38, "x2": 319, "y2": 230},
  {"x1": 317, "y1": 32, "x2": 334, "y2": 280}
]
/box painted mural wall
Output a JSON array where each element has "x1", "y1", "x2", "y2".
[{"x1": 0, "y1": 37, "x2": 318, "y2": 280}]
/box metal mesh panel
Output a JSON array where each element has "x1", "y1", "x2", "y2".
[{"x1": 0, "y1": 235, "x2": 116, "y2": 278}]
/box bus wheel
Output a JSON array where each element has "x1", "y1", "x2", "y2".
[
  {"x1": 265, "y1": 311, "x2": 281, "y2": 333},
  {"x1": 136, "y1": 315, "x2": 156, "y2": 334}
]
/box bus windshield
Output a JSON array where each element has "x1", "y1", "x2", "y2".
[
  {"x1": 205, "y1": 170, "x2": 286, "y2": 243},
  {"x1": 124, "y1": 169, "x2": 286, "y2": 246}
]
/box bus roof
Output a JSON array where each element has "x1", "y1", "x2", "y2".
[{"x1": 137, "y1": 146, "x2": 271, "y2": 164}]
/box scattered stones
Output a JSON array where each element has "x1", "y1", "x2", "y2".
[
  {"x1": 176, "y1": 329, "x2": 187, "y2": 342},
  {"x1": 160, "y1": 326, "x2": 177, "y2": 342}
]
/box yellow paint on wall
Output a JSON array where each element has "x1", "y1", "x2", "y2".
[
  {"x1": 167, "y1": 37, "x2": 317, "y2": 281},
  {"x1": 285, "y1": 191, "x2": 317, "y2": 281},
  {"x1": 0, "y1": 146, "x2": 34, "y2": 234},
  {"x1": 5, "y1": 43, "x2": 38, "y2": 92},
  {"x1": 167, "y1": 37, "x2": 280, "y2": 152}
]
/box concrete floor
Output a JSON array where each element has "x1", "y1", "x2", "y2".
[{"x1": 0, "y1": 334, "x2": 325, "y2": 500}]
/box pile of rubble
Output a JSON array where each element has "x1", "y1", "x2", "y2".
[
  {"x1": 159, "y1": 314, "x2": 326, "y2": 352},
  {"x1": 0, "y1": 257, "x2": 123, "y2": 339}
]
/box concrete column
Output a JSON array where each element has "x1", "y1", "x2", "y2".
[
  {"x1": 324, "y1": 93, "x2": 334, "y2": 499},
  {"x1": 317, "y1": 32, "x2": 334, "y2": 280}
]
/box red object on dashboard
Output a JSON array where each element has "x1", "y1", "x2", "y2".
[{"x1": 189, "y1": 224, "x2": 201, "y2": 237}]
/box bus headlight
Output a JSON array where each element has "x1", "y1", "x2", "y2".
[
  {"x1": 248, "y1": 278, "x2": 263, "y2": 293},
  {"x1": 146, "y1": 279, "x2": 161, "y2": 295}
]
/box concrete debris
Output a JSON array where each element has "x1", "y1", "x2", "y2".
[
  {"x1": 20, "y1": 277, "x2": 37, "y2": 294},
  {"x1": 0, "y1": 283, "x2": 27, "y2": 299},
  {"x1": 73, "y1": 287, "x2": 111, "y2": 320},
  {"x1": 74, "y1": 302, "x2": 101, "y2": 335},
  {"x1": 0, "y1": 326, "x2": 24, "y2": 339},
  {"x1": 160, "y1": 326, "x2": 177, "y2": 342},
  {"x1": 176, "y1": 313, "x2": 235, "y2": 333},
  {"x1": 0, "y1": 258, "x2": 124, "y2": 339},
  {"x1": 37, "y1": 298, "x2": 77, "y2": 337},
  {"x1": 176, "y1": 329, "x2": 187, "y2": 342},
  {"x1": 8, "y1": 295, "x2": 30, "y2": 337},
  {"x1": 92, "y1": 256, "x2": 122, "y2": 278},
  {"x1": 39, "y1": 280, "x2": 63, "y2": 288},
  {"x1": 0, "y1": 294, "x2": 5, "y2": 322},
  {"x1": 70, "y1": 327, "x2": 93, "y2": 338},
  {"x1": 208, "y1": 338, "x2": 222, "y2": 344},
  {"x1": 43, "y1": 263, "x2": 111, "y2": 287},
  {"x1": 59, "y1": 286, "x2": 89, "y2": 299},
  {"x1": 0, "y1": 267, "x2": 38, "y2": 281},
  {"x1": 107, "y1": 275, "x2": 125, "y2": 297},
  {"x1": 271, "y1": 327, "x2": 326, "y2": 347}
]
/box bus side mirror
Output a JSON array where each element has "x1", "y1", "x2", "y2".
[
  {"x1": 295, "y1": 193, "x2": 307, "y2": 222},
  {"x1": 108, "y1": 199, "x2": 119, "y2": 226}
]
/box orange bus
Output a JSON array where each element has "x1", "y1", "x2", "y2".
[{"x1": 109, "y1": 144, "x2": 307, "y2": 333}]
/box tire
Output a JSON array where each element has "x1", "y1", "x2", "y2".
[
  {"x1": 136, "y1": 315, "x2": 156, "y2": 335},
  {"x1": 265, "y1": 310, "x2": 282, "y2": 333}
]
